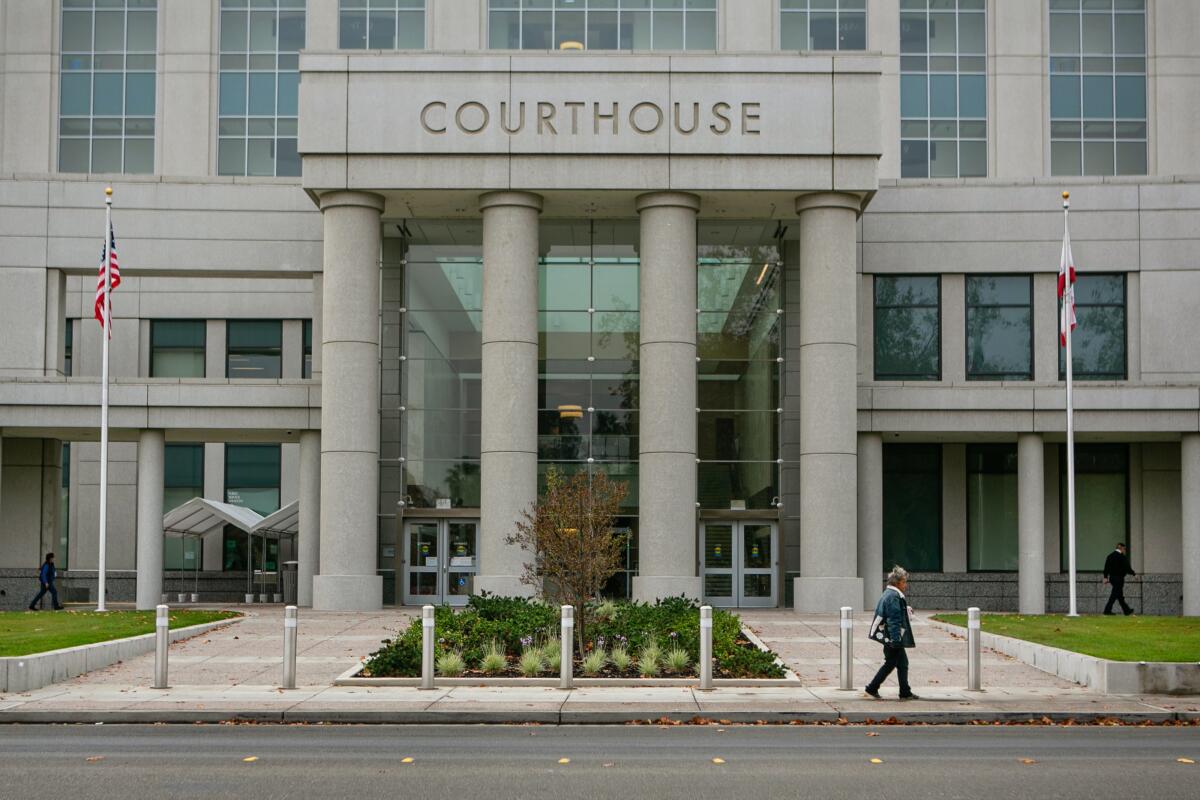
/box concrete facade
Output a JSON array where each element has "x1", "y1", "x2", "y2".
[{"x1": 0, "y1": 1, "x2": 1197, "y2": 613}]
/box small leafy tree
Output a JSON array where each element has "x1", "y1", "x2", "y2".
[{"x1": 506, "y1": 467, "x2": 628, "y2": 655}]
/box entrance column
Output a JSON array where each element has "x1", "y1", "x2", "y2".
[
  {"x1": 1018, "y1": 432, "x2": 1046, "y2": 614},
  {"x1": 475, "y1": 191, "x2": 542, "y2": 597},
  {"x1": 298, "y1": 430, "x2": 320, "y2": 607},
  {"x1": 135, "y1": 429, "x2": 165, "y2": 610},
  {"x1": 793, "y1": 192, "x2": 864, "y2": 612},
  {"x1": 1183, "y1": 433, "x2": 1200, "y2": 615},
  {"x1": 633, "y1": 191, "x2": 702, "y2": 602},
  {"x1": 312, "y1": 191, "x2": 384, "y2": 611},
  {"x1": 858, "y1": 432, "x2": 883, "y2": 611}
]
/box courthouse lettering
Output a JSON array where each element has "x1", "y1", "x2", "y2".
[{"x1": 420, "y1": 100, "x2": 761, "y2": 137}]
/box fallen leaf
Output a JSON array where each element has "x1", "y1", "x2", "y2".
[
  {"x1": 869, "y1": 758, "x2": 884, "y2": 764},
  {"x1": 711, "y1": 757, "x2": 726, "y2": 765},
  {"x1": 242, "y1": 756, "x2": 258, "y2": 763},
  {"x1": 1020, "y1": 759, "x2": 1038, "y2": 765},
  {"x1": 1178, "y1": 758, "x2": 1195, "y2": 764},
  {"x1": 865, "y1": 732, "x2": 879, "y2": 737},
  {"x1": 401, "y1": 757, "x2": 414, "y2": 764},
  {"x1": 85, "y1": 756, "x2": 104, "y2": 763},
  {"x1": 602, "y1": 762, "x2": 615, "y2": 768},
  {"x1": 558, "y1": 758, "x2": 570, "y2": 764}
]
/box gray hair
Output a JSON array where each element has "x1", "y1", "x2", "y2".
[{"x1": 886, "y1": 566, "x2": 909, "y2": 586}]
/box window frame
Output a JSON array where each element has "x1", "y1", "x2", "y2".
[
  {"x1": 872, "y1": 274, "x2": 942, "y2": 381},
  {"x1": 882, "y1": 442, "x2": 943, "y2": 573},
  {"x1": 486, "y1": 0, "x2": 719, "y2": 52},
  {"x1": 337, "y1": 0, "x2": 427, "y2": 50},
  {"x1": 150, "y1": 319, "x2": 207, "y2": 378},
  {"x1": 780, "y1": 0, "x2": 869, "y2": 52},
  {"x1": 1058, "y1": 442, "x2": 1129, "y2": 574},
  {"x1": 965, "y1": 442, "x2": 1019, "y2": 573},
  {"x1": 225, "y1": 319, "x2": 283, "y2": 379},
  {"x1": 964, "y1": 274, "x2": 1035, "y2": 382},
  {"x1": 1058, "y1": 273, "x2": 1127, "y2": 381}
]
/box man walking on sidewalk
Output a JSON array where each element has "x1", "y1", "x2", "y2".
[
  {"x1": 1103, "y1": 542, "x2": 1136, "y2": 616},
  {"x1": 28, "y1": 552, "x2": 64, "y2": 611},
  {"x1": 865, "y1": 566, "x2": 919, "y2": 700}
]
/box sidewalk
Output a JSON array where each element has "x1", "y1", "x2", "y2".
[{"x1": 1, "y1": 605, "x2": 1197, "y2": 725}]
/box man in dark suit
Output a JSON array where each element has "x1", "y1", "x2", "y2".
[{"x1": 1102, "y1": 542, "x2": 1135, "y2": 616}]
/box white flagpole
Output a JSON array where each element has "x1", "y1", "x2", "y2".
[
  {"x1": 1063, "y1": 191, "x2": 1078, "y2": 618},
  {"x1": 97, "y1": 186, "x2": 113, "y2": 612}
]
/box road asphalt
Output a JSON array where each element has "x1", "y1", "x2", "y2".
[{"x1": 0, "y1": 724, "x2": 1196, "y2": 799}]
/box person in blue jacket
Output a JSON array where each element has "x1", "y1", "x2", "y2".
[
  {"x1": 864, "y1": 565, "x2": 919, "y2": 700},
  {"x1": 28, "y1": 552, "x2": 64, "y2": 611}
]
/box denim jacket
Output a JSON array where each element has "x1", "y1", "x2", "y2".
[{"x1": 868, "y1": 586, "x2": 915, "y2": 648}]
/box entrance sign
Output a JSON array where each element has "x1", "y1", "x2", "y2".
[{"x1": 420, "y1": 100, "x2": 762, "y2": 138}]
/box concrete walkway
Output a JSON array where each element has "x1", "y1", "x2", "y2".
[{"x1": 2, "y1": 605, "x2": 1198, "y2": 724}]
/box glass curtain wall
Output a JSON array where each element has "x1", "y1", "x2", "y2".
[
  {"x1": 697, "y1": 224, "x2": 782, "y2": 512},
  {"x1": 1060, "y1": 444, "x2": 1128, "y2": 572},
  {"x1": 488, "y1": 0, "x2": 717, "y2": 50},
  {"x1": 538, "y1": 221, "x2": 641, "y2": 598},
  {"x1": 1059, "y1": 274, "x2": 1126, "y2": 380},
  {"x1": 163, "y1": 444, "x2": 204, "y2": 570},
  {"x1": 339, "y1": 0, "x2": 426, "y2": 49},
  {"x1": 59, "y1": 0, "x2": 158, "y2": 174},
  {"x1": 899, "y1": 0, "x2": 986, "y2": 178},
  {"x1": 966, "y1": 443, "x2": 1018, "y2": 571},
  {"x1": 218, "y1": 0, "x2": 305, "y2": 177},
  {"x1": 1050, "y1": 0, "x2": 1147, "y2": 176},
  {"x1": 781, "y1": 0, "x2": 867, "y2": 50}
]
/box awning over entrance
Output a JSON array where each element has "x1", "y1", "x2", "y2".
[
  {"x1": 255, "y1": 500, "x2": 299, "y2": 537},
  {"x1": 162, "y1": 497, "x2": 263, "y2": 537}
]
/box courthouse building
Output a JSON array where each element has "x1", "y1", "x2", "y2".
[{"x1": 0, "y1": 0, "x2": 1198, "y2": 614}]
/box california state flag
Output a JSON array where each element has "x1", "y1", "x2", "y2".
[{"x1": 1058, "y1": 214, "x2": 1076, "y2": 347}]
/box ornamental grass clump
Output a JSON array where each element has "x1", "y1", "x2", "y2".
[
  {"x1": 610, "y1": 645, "x2": 632, "y2": 672},
  {"x1": 637, "y1": 641, "x2": 661, "y2": 677},
  {"x1": 519, "y1": 647, "x2": 545, "y2": 677},
  {"x1": 480, "y1": 641, "x2": 507, "y2": 675},
  {"x1": 665, "y1": 646, "x2": 691, "y2": 674},
  {"x1": 436, "y1": 650, "x2": 466, "y2": 677},
  {"x1": 543, "y1": 637, "x2": 562, "y2": 673},
  {"x1": 594, "y1": 599, "x2": 618, "y2": 623},
  {"x1": 581, "y1": 649, "x2": 607, "y2": 676}
]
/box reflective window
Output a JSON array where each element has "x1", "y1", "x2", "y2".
[
  {"x1": 302, "y1": 319, "x2": 313, "y2": 378},
  {"x1": 59, "y1": 443, "x2": 70, "y2": 570},
  {"x1": 966, "y1": 276, "x2": 1032, "y2": 381},
  {"x1": 164, "y1": 444, "x2": 203, "y2": 570},
  {"x1": 151, "y1": 320, "x2": 206, "y2": 378},
  {"x1": 899, "y1": 0, "x2": 986, "y2": 178},
  {"x1": 883, "y1": 444, "x2": 941, "y2": 572},
  {"x1": 1059, "y1": 274, "x2": 1126, "y2": 380},
  {"x1": 874, "y1": 275, "x2": 940, "y2": 380},
  {"x1": 64, "y1": 320, "x2": 74, "y2": 376},
  {"x1": 1050, "y1": 0, "x2": 1146, "y2": 176},
  {"x1": 967, "y1": 444, "x2": 1017, "y2": 571},
  {"x1": 226, "y1": 320, "x2": 282, "y2": 379},
  {"x1": 488, "y1": 0, "x2": 716, "y2": 50},
  {"x1": 218, "y1": 0, "x2": 305, "y2": 177},
  {"x1": 1060, "y1": 444, "x2": 1127, "y2": 572},
  {"x1": 697, "y1": 223, "x2": 782, "y2": 510},
  {"x1": 59, "y1": 0, "x2": 157, "y2": 174},
  {"x1": 781, "y1": 0, "x2": 866, "y2": 50},
  {"x1": 225, "y1": 443, "x2": 281, "y2": 517},
  {"x1": 339, "y1": 0, "x2": 425, "y2": 49}
]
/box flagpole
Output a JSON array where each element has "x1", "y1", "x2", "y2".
[
  {"x1": 97, "y1": 186, "x2": 113, "y2": 612},
  {"x1": 1063, "y1": 191, "x2": 1079, "y2": 618}
]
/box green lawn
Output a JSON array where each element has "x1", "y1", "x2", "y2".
[
  {"x1": 933, "y1": 613, "x2": 1200, "y2": 662},
  {"x1": 0, "y1": 609, "x2": 239, "y2": 657}
]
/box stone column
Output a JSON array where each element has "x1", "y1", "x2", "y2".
[
  {"x1": 633, "y1": 192, "x2": 702, "y2": 602},
  {"x1": 793, "y1": 193, "x2": 864, "y2": 612},
  {"x1": 1017, "y1": 433, "x2": 1046, "y2": 614},
  {"x1": 1182, "y1": 433, "x2": 1200, "y2": 616},
  {"x1": 857, "y1": 433, "x2": 883, "y2": 611},
  {"x1": 298, "y1": 430, "x2": 321, "y2": 607},
  {"x1": 135, "y1": 429, "x2": 165, "y2": 610},
  {"x1": 312, "y1": 191, "x2": 384, "y2": 611},
  {"x1": 475, "y1": 192, "x2": 542, "y2": 597}
]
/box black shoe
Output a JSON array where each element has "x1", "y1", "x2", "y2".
[
  {"x1": 899, "y1": 692, "x2": 920, "y2": 701},
  {"x1": 864, "y1": 685, "x2": 880, "y2": 699},
  {"x1": 53, "y1": 605, "x2": 65, "y2": 611},
  {"x1": 1103, "y1": 611, "x2": 1115, "y2": 616},
  {"x1": 27, "y1": 606, "x2": 37, "y2": 611},
  {"x1": 1124, "y1": 610, "x2": 1135, "y2": 616}
]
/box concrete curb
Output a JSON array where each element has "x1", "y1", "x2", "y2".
[{"x1": 0, "y1": 616, "x2": 241, "y2": 694}]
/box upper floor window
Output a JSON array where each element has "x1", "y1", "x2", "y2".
[
  {"x1": 781, "y1": 0, "x2": 866, "y2": 51},
  {"x1": 227, "y1": 320, "x2": 282, "y2": 378},
  {"x1": 874, "y1": 275, "x2": 940, "y2": 381},
  {"x1": 340, "y1": 0, "x2": 425, "y2": 49},
  {"x1": 966, "y1": 275, "x2": 1032, "y2": 381},
  {"x1": 64, "y1": 320, "x2": 74, "y2": 376},
  {"x1": 59, "y1": 0, "x2": 158, "y2": 175},
  {"x1": 1050, "y1": 0, "x2": 1146, "y2": 176},
  {"x1": 488, "y1": 0, "x2": 717, "y2": 51},
  {"x1": 302, "y1": 319, "x2": 313, "y2": 378},
  {"x1": 151, "y1": 320, "x2": 206, "y2": 378},
  {"x1": 218, "y1": 0, "x2": 305, "y2": 177},
  {"x1": 899, "y1": 0, "x2": 986, "y2": 178},
  {"x1": 1059, "y1": 273, "x2": 1126, "y2": 380}
]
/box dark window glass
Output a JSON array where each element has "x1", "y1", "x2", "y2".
[
  {"x1": 64, "y1": 320, "x2": 74, "y2": 376},
  {"x1": 874, "y1": 275, "x2": 940, "y2": 380},
  {"x1": 164, "y1": 443, "x2": 204, "y2": 569},
  {"x1": 303, "y1": 319, "x2": 313, "y2": 378},
  {"x1": 226, "y1": 320, "x2": 282, "y2": 378},
  {"x1": 883, "y1": 444, "x2": 942, "y2": 572},
  {"x1": 1059, "y1": 443, "x2": 1128, "y2": 573},
  {"x1": 1059, "y1": 274, "x2": 1126, "y2": 380},
  {"x1": 966, "y1": 276, "x2": 1033, "y2": 381},
  {"x1": 225, "y1": 443, "x2": 281, "y2": 522},
  {"x1": 151, "y1": 320, "x2": 206, "y2": 378},
  {"x1": 967, "y1": 443, "x2": 1018, "y2": 571}
]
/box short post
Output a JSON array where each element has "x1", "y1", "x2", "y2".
[
  {"x1": 152, "y1": 604, "x2": 169, "y2": 689},
  {"x1": 281, "y1": 605, "x2": 298, "y2": 690},
  {"x1": 839, "y1": 606, "x2": 854, "y2": 691},
  {"x1": 967, "y1": 606, "x2": 982, "y2": 691},
  {"x1": 560, "y1": 605, "x2": 574, "y2": 690},
  {"x1": 699, "y1": 605, "x2": 713, "y2": 691},
  {"x1": 420, "y1": 605, "x2": 435, "y2": 690}
]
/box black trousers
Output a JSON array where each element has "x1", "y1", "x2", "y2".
[
  {"x1": 1104, "y1": 580, "x2": 1133, "y2": 615},
  {"x1": 29, "y1": 583, "x2": 61, "y2": 610},
  {"x1": 867, "y1": 645, "x2": 910, "y2": 695}
]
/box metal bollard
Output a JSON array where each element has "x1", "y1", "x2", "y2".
[
  {"x1": 282, "y1": 605, "x2": 298, "y2": 690},
  {"x1": 420, "y1": 605, "x2": 435, "y2": 690},
  {"x1": 152, "y1": 604, "x2": 169, "y2": 689},
  {"x1": 839, "y1": 606, "x2": 854, "y2": 691},
  {"x1": 967, "y1": 607, "x2": 982, "y2": 691},
  {"x1": 699, "y1": 605, "x2": 713, "y2": 691},
  {"x1": 560, "y1": 606, "x2": 574, "y2": 690}
]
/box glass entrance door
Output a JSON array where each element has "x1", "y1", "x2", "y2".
[
  {"x1": 700, "y1": 521, "x2": 778, "y2": 608},
  {"x1": 402, "y1": 519, "x2": 479, "y2": 606}
]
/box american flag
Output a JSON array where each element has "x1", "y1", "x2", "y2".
[
  {"x1": 94, "y1": 221, "x2": 120, "y2": 330},
  {"x1": 1058, "y1": 212, "x2": 1076, "y2": 347}
]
